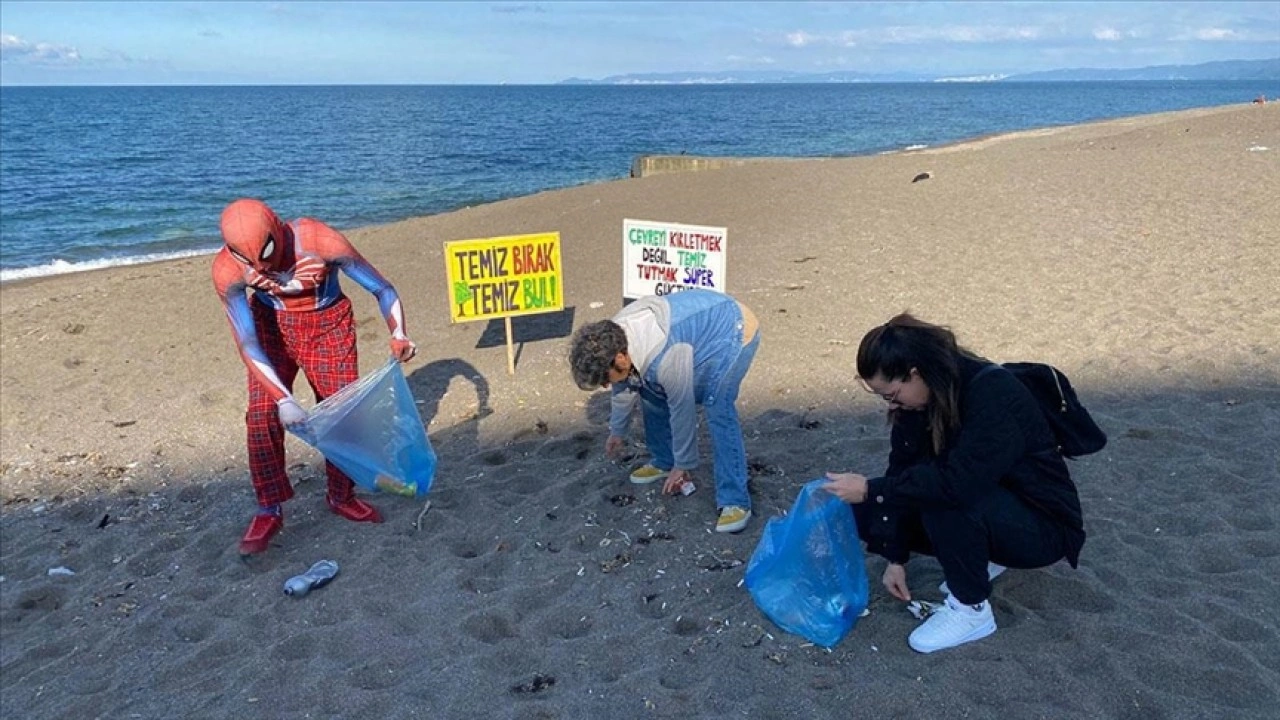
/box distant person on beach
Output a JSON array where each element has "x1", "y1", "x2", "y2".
[
  {"x1": 823, "y1": 313, "x2": 1086, "y2": 653},
  {"x1": 212, "y1": 198, "x2": 417, "y2": 555},
  {"x1": 569, "y1": 289, "x2": 760, "y2": 533}
]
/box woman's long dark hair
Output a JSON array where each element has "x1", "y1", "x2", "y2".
[{"x1": 856, "y1": 313, "x2": 984, "y2": 454}]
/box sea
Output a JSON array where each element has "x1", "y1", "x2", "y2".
[{"x1": 0, "y1": 81, "x2": 1271, "y2": 282}]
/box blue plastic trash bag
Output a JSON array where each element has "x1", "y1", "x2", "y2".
[
  {"x1": 744, "y1": 478, "x2": 869, "y2": 648},
  {"x1": 289, "y1": 358, "x2": 436, "y2": 499}
]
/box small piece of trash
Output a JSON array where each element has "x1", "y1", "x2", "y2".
[
  {"x1": 589, "y1": 301, "x2": 604, "y2": 309},
  {"x1": 47, "y1": 566, "x2": 76, "y2": 577},
  {"x1": 911, "y1": 171, "x2": 933, "y2": 183},
  {"x1": 413, "y1": 500, "x2": 432, "y2": 531},
  {"x1": 1247, "y1": 146, "x2": 1268, "y2": 152},
  {"x1": 907, "y1": 599, "x2": 942, "y2": 621},
  {"x1": 859, "y1": 607, "x2": 871, "y2": 617}
]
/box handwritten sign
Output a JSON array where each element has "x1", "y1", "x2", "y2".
[
  {"x1": 444, "y1": 232, "x2": 563, "y2": 323},
  {"x1": 622, "y1": 219, "x2": 726, "y2": 300}
]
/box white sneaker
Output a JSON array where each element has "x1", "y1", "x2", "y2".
[
  {"x1": 908, "y1": 594, "x2": 997, "y2": 653},
  {"x1": 939, "y1": 562, "x2": 1006, "y2": 596}
]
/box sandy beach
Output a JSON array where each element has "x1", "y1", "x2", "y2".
[{"x1": 2, "y1": 102, "x2": 1278, "y2": 719}]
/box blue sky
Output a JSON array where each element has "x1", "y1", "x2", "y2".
[{"x1": 1, "y1": 1, "x2": 1276, "y2": 85}]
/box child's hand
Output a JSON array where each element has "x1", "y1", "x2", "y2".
[{"x1": 604, "y1": 435, "x2": 625, "y2": 458}]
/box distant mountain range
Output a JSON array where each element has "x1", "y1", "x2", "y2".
[{"x1": 560, "y1": 58, "x2": 1279, "y2": 85}]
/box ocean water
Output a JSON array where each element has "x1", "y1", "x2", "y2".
[{"x1": 0, "y1": 81, "x2": 1270, "y2": 281}]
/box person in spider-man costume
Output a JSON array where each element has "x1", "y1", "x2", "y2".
[{"x1": 212, "y1": 198, "x2": 417, "y2": 555}]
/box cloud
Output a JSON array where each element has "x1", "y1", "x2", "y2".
[
  {"x1": 1192, "y1": 27, "x2": 1239, "y2": 41},
  {"x1": 1092, "y1": 26, "x2": 1146, "y2": 41},
  {"x1": 198, "y1": 29, "x2": 223, "y2": 39},
  {"x1": 491, "y1": 4, "x2": 546, "y2": 14},
  {"x1": 778, "y1": 25, "x2": 1045, "y2": 49},
  {"x1": 0, "y1": 34, "x2": 81, "y2": 65},
  {"x1": 785, "y1": 31, "x2": 815, "y2": 48},
  {"x1": 726, "y1": 55, "x2": 776, "y2": 65},
  {"x1": 1170, "y1": 25, "x2": 1278, "y2": 43}
]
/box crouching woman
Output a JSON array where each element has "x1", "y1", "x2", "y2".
[{"x1": 823, "y1": 313, "x2": 1086, "y2": 653}]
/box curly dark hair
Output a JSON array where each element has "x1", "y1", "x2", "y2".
[{"x1": 569, "y1": 320, "x2": 628, "y2": 390}]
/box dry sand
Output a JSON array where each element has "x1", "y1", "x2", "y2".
[{"x1": 2, "y1": 103, "x2": 1278, "y2": 719}]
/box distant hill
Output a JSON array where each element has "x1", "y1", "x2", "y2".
[
  {"x1": 1005, "y1": 58, "x2": 1280, "y2": 82},
  {"x1": 559, "y1": 69, "x2": 933, "y2": 85},
  {"x1": 560, "y1": 58, "x2": 1279, "y2": 85}
]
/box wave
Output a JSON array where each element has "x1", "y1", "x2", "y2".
[
  {"x1": 876, "y1": 143, "x2": 931, "y2": 155},
  {"x1": 0, "y1": 247, "x2": 220, "y2": 284}
]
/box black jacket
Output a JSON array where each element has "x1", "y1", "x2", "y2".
[{"x1": 864, "y1": 355, "x2": 1086, "y2": 567}]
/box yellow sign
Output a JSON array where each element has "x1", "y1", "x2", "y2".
[{"x1": 444, "y1": 232, "x2": 563, "y2": 323}]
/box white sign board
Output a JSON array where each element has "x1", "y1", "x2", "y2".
[{"x1": 622, "y1": 219, "x2": 727, "y2": 300}]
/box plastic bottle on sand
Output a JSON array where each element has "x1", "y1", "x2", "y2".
[{"x1": 283, "y1": 560, "x2": 340, "y2": 597}]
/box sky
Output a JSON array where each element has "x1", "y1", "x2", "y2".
[{"x1": 0, "y1": 1, "x2": 1276, "y2": 85}]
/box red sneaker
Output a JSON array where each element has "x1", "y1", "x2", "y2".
[
  {"x1": 239, "y1": 513, "x2": 283, "y2": 555},
  {"x1": 327, "y1": 495, "x2": 383, "y2": 524}
]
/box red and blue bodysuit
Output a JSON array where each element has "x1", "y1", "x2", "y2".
[{"x1": 212, "y1": 199, "x2": 413, "y2": 546}]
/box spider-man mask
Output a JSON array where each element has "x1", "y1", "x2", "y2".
[{"x1": 220, "y1": 198, "x2": 289, "y2": 273}]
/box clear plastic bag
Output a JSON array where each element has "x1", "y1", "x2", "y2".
[
  {"x1": 290, "y1": 358, "x2": 437, "y2": 498},
  {"x1": 745, "y1": 478, "x2": 869, "y2": 648}
]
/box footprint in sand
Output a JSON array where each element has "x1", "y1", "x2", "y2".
[
  {"x1": 637, "y1": 593, "x2": 672, "y2": 620},
  {"x1": 177, "y1": 484, "x2": 207, "y2": 502},
  {"x1": 1189, "y1": 601, "x2": 1277, "y2": 644},
  {"x1": 271, "y1": 633, "x2": 319, "y2": 662},
  {"x1": 480, "y1": 449, "x2": 508, "y2": 466},
  {"x1": 1130, "y1": 656, "x2": 1277, "y2": 710},
  {"x1": 1228, "y1": 509, "x2": 1274, "y2": 532},
  {"x1": 458, "y1": 555, "x2": 511, "y2": 594},
  {"x1": 172, "y1": 617, "x2": 215, "y2": 643},
  {"x1": 535, "y1": 431, "x2": 596, "y2": 461},
  {"x1": 64, "y1": 669, "x2": 113, "y2": 696},
  {"x1": 197, "y1": 391, "x2": 224, "y2": 408},
  {"x1": 1188, "y1": 540, "x2": 1247, "y2": 574},
  {"x1": 658, "y1": 669, "x2": 702, "y2": 691},
  {"x1": 448, "y1": 536, "x2": 491, "y2": 559},
  {"x1": 536, "y1": 608, "x2": 594, "y2": 640},
  {"x1": 505, "y1": 470, "x2": 550, "y2": 496},
  {"x1": 13, "y1": 585, "x2": 66, "y2": 613},
  {"x1": 1014, "y1": 574, "x2": 1117, "y2": 614},
  {"x1": 1241, "y1": 536, "x2": 1280, "y2": 559},
  {"x1": 345, "y1": 659, "x2": 407, "y2": 691},
  {"x1": 427, "y1": 486, "x2": 472, "y2": 514},
  {"x1": 124, "y1": 549, "x2": 169, "y2": 578},
  {"x1": 671, "y1": 615, "x2": 703, "y2": 637},
  {"x1": 461, "y1": 611, "x2": 519, "y2": 644},
  {"x1": 509, "y1": 578, "x2": 571, "y2": 614}
]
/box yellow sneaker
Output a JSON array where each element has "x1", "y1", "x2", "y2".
[
  {"x1": 716, "y1": 505, "x2": 752, "y2": 533},
  {"x1": 629, "y1": 464, "x2": 667, "y2": 484}
]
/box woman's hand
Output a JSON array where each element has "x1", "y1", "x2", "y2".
[
  {"x1": 882, "y1": 563, "x2": 911, "y2": 602},
  {"x1": 604, "y1": 435, "x2": 625, "y2": 458},
  {"x1": 822, "y1": 472, "x2": 868, "y2": 503}
]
